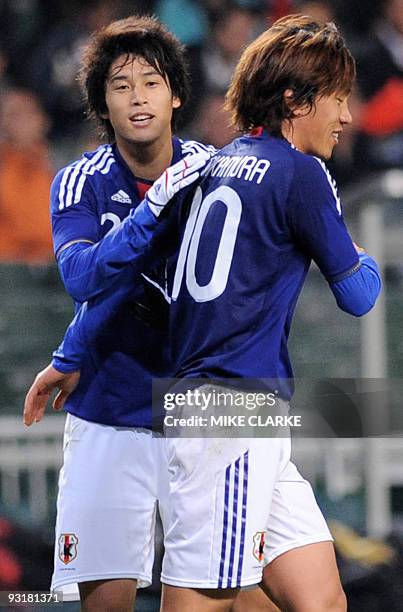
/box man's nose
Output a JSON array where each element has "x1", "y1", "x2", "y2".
[
  {"x1": 340, "y1": 101, "x2": 352, "y2": 125},
  {"x1": 130, "y1": 85, "x2": 147, "y2": 105}
]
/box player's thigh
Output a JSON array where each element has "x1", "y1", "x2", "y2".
[
  {"x1": 52, "y1": 415, "x2": 160, "y2": 595},
  {"x1": 161, "y1": 584, "x2": 239, "y2": 612},
  {"x1": 79, "y1": 578, "x2": 137, "y2": 612},
  {"x1": 262, "y1": 460, "x2": 344, "y2": 611},
  {"x1": 231, "y1": 586, "x2": 281, "y2": 611},
  {"x1": 264, "y1": 458, "x2": 333, "y2": 566},
  {"x1": 261, "y1": 541, "x2": 346, "y2": 612},
  {"x1": 162, "y1": 435, "x2": 286, "y2": 590}
]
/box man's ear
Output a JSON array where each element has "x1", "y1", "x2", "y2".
[
  {"x1": 172, "y1": 96, "x2": 181, "y2": 110},
  {"x1": 283, "y1": 89, "x2": 309, "y2": 117},
  {"x1": 283, "y1": 88, "x2": 295, "y2": 106}
]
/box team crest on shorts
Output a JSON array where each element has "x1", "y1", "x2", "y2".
[
  {"x1": 252, "y1": 531, "x2": 266, "y2": 563},
  {"x1": 58, "y1": 533, "x2": 78, "y2": 565}
]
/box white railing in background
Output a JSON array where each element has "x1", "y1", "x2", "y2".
[
  {"x1": 0, "y1": 415, "x2": 64, "y2": 523},
  {"x1": 356, "y1": 169, "x2": 403, "y2": 537},
  {"x1": 293, "y1": 437, "x2": 403, "y2": 537}
]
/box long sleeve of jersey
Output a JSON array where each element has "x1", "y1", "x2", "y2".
[
  {"x1": 51, "y1": 144, "x2": 210, "y2": 303},
  {"x1": 288, "y1": 155, "x2": 381, "y2": 317},
  {"x1": 52, "y1": 210, "x2": 179, "y2": 372},
  {"x1": 56, "y1": 200, "x2": 160, "y2": 303},
  {"x1": 52, "y1": 274, "x2": 136, "y2": 372},
  {"x1": 50, "y1": 152, "x2": 163, "y2": 303},
  {"x1": 329, "y1": 253, "x2": 381, "y2": 316}
]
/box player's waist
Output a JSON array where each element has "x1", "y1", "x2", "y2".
[{"x1": 64, "y1": 404, "x2": 153, "y2": 430}]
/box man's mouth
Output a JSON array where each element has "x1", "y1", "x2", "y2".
[
  {"x1": 332, "y1": 131, "x2": 341, "y2": 143},
  {"x1": 130, "y1": 113, "x2": 154, "y2": 125}
]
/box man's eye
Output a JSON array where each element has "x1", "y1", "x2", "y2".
[{"x1": 147, "y1": 81, "x2": 159, "y2": 86}]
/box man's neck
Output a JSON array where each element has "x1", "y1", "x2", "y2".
[
  {"x1": 116, "y1": 135, "x2": 174, "y2": 181},
  {"x1": 281, "y1": 122, "x2": 297, "y2": 150}
]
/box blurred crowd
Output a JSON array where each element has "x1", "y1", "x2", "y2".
[{"x1": 0, "y1": 0, "x2": 402, "y2": 264}]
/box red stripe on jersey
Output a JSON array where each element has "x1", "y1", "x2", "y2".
[
  {"x1": 137, "y1": 181, "x2": 151, "y2": 201},
  {"x1": 250, "y1": 127, "x2": 263, "y2": 137}
]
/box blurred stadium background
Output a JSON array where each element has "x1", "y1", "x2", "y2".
[{"x1": 0, "y1": 0, "x2": 402, "y2": 609}]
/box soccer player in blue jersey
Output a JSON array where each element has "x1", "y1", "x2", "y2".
[
  {"x1": 159, "y1": 16, "x2": 380, "y2": 612},
  {"x1": 25, "y1": 14, "x2": 382, "y2": 612},
  {"x1": 23, "y1": 15, "x2": 212, "y2": 612}
]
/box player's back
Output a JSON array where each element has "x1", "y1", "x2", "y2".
[{"x1": 169, "y1": 131, "x2": 358, "y2": 398}]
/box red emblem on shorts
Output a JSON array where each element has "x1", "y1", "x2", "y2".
[
  {"x1": 58, "y1": 533, "x2": 78, "y2": 565},
  {"x1": 252, "y1": 531, "x2": 265, "y2": 563}
]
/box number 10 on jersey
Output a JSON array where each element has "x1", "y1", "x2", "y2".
[{"x1": 172, "y1": 186, "x2": 242, "y2": 303}]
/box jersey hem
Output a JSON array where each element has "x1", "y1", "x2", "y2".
[
  {"x1": 51, "y1": 572, "x2": 151, "y2": 599},
  {"x1": 264, "y1": 533, "x2": 334, "y2": 566},
  {"x1": 160, "y1": 573, "x2": 262, "y2": 589}
]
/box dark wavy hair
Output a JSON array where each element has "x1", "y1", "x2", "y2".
[
  {"x1": 79, "y1": 15, "x2": 190, "y2": 140},
  {"x1": 226, "y1": 14, "x2": 356, "y2": 136}
]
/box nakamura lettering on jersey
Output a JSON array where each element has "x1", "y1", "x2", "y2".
[
  {"x1": 51, "y1": 138, "x2": 214, "y2": 428},
  {"x1": 168, "y1": 132, "x2": 359, "y2": 399}
]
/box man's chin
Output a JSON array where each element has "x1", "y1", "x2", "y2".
[
  {"x1": 127, "y1": 133, "x2": 159, "y2": 147},
  {"x1": 314, "y1": 147, "x2": 333, "y2": 161}
]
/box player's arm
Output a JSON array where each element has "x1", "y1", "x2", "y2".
[
  {"x1": 23, "y1": 263, "x2": 149, "y2": 426},
  {"x1": 46, "y1": 192, "x2": 183, "y2": 375},
  {"x1": 53, "y1": 151, "x2": 210, "y2": 302},
  {"x1": 288, "y1": 156, "x2": 381, "y2": 316},
  {"x1": 329, "y1": 250, "x2": 381, "y2": 316},
  {"x1": 23, "y1": 364, "x2": 80, "y2": 426},
  {"x1": 51, "y1": 274, "x2": 137, "y2": 373}
]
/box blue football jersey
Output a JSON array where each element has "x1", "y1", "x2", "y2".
[
  {"x1": 168, "y1": 132, "x2": 360, "y2": 398},
  {"x1": 51, "y1": 137, "x2": 213, "y2": 427}
]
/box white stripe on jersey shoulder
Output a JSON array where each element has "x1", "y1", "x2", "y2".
[
  {"x1": 58, "y1": 145, "x2": 116, "y2": 210},
  {"x1": 313, "y1": 157, "x2": 342, "y2": 215},
  {"x1": 180, "y1": 139, "x2": 217, "y2": 157}
]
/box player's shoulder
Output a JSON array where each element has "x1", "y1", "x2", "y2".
[
  {"x1": 235, "y1": 133, "x2": 295, "y2": 171},
  {"x1": 290, "y1": 150, "x2": 342, "y2": 213},
  {"x1": 52, "y1": 144, "x2": 116, "y2": 186},
  {"x1": 290, "y1": 146, "x2": 334, "y2": 181},
  {"x1": 178, "y1": 138, "x2": 217, "y2": 158},
  {"x1": 51, "y1": 145, "x2": 117, "y2": 211}
]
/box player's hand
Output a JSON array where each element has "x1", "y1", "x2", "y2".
[
  {"x1": 353, "y1": 242, "x2": 366, "y2": 254},
  {"x1": 23, "y1": 364, "x2": 81, "y2": 426},
  {"x1": 145, "y1": 150, "x2": 211, "y2": 217}
]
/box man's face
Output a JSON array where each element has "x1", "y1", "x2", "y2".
[
  {"x1": 103, "y1": 54, "x2": 181, "y2": 147},
  {"x1": 290, "y1": 92, "x2": 352, "y2": 160}
]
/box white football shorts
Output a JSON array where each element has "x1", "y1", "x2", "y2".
[
  {"x1": 161, "y1": 386, "x2": 333, "y2": 589},
  {"x1": 51, "y1": 413, "x2": 169, "y2": 600}
]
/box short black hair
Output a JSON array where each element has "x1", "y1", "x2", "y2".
[{"x1": 79, "y1": 15, "x2": 190, "y2": 140}]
